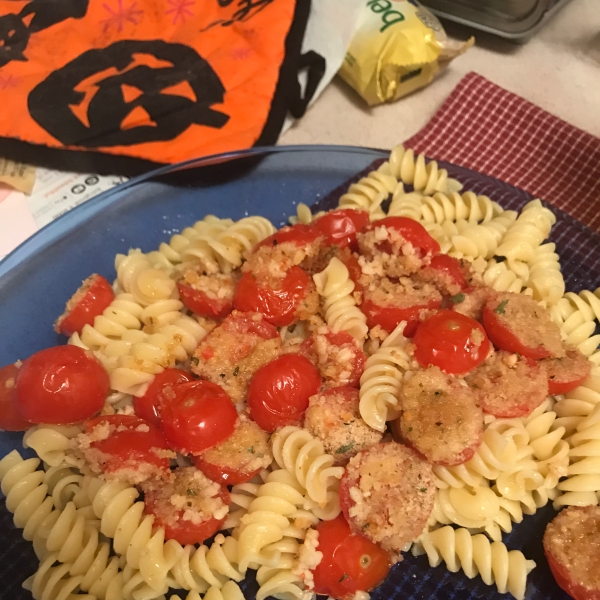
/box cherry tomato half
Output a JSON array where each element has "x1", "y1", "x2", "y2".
[
  {"x1": 0, "y1": 364, "x2": 30, "y2": 431},
  {"x1": 255, "y1": 223, "x2": 321, "y2": 251},
  {"x1": 248, "y1": 354, "x2": 321, "y2": 432},
  {"x1": 84, "y1": 414, "x2": 171, "y2": 476},
  {"x1": 133, "y1": 368, "x2": 195, "y2": 428},
  {"x1": 428, "y1": 254, "x2": 468, "y2": 289},
  {"x1": 233, "y1": 267, "x2": 311, "y2": 327},
  {"x1": 362, "y1": 216, "x2": 440, "y2": 257},
  {"x1": 361, "y1": 297, "x2": 441, "y2": 337},
  {"x1": 177, "y1": 282, "x2": 233, "y2": 320},
  {"x1": 543, "y1": 349, "x2": 592, "y2": 395},
  {"x1": 312, "y1": 515, "x2": 391, "y2": 600},
  {"x1": 413, "y1": 310, "x2": 490, "y2": 375},
  {"x1": 312, "y1": 209, "x2": 370, "y2": 251},
  {"x1": 16, "y1": 346, "x2": 109, "y2": 425},
  {"x1": 55, "y1": 274, "x2": 115, "y2": 337},
  {"x1": 160, "y1": 380, "x2": 237, "y2": 454},
  {"x1": 143, "y1": 467, "x2": 231, "y2": 546}
]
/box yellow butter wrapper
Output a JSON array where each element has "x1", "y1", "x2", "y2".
[{"x1": 340, "y1": 0, "x2": 474, "y2": 106}]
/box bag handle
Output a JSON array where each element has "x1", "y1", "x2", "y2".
[{"x1": 287, "y1": 50, "x2": 326, "y2": 119}]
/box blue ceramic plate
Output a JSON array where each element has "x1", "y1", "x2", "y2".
[{"x1": 2, "y1": 145, "x2": 599, "y2": 600}]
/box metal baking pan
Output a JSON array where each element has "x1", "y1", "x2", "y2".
[{"x1": 421, "y1": 0, "x2": 573, "y2": 42}]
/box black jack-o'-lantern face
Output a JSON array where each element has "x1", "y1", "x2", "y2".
[
  {"x1": 27, "y1": 40, "x2": 229, "y2": 147},
  {"x1": 0, "y1": 14, "x2": 30, "y2": 67}
]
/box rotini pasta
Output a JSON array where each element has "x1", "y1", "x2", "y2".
[
  {"x1": 337, "y1": 169, "x2": 395, "y2": 219},
  {"x1": 358, "y1": 322, "x2": 412, "y2": 432},
  {"x1": 414, "y1": 526, "x2": 535, "y2": 600},
  {"x1": 420, "y1": 192, "x2": 503, "y2": 225},
  {"x1": 312, "y1": 257, "x2": 368, "y2": 341},
  {"x1": 23, "y1": 424, "x2": 82, "y2": 468}
]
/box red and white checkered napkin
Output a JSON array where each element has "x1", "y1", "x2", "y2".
[{"x1": 405, "y1": 72, "x2": 600, "y2": 233}]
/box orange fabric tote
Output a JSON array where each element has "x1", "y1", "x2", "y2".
[{"x1": 0, "y1": 0, "x2": 320, "y2": 174}]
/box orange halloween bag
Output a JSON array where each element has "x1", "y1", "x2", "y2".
[{"x1": 0, "y1": 0, "x2": 320, "y2": 175}]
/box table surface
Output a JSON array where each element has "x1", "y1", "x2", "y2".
[{"x1": 280, "y1": 0, "x2": 600, "y2": 149}]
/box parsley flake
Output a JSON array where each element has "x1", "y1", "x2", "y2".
[
  {"x1": 186, "y1": 489, "x2": 196, "y2": 496},
  {"x1": 451, "y1": 293, "x2": 465, "y2": 304},
  {"x1": 233, "y1": 366, "x2": 240, "y2": 377},
  {"x1": 495, "y1": 299, "x2": 509, "y2": 314},
  {"x1": 339, "y1": 574, "x2": 348, "y2": 583},
  {"x1": 336, "y1": 442, "x2": 354, "y2": 454}
]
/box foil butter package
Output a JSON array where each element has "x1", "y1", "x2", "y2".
[{"x1": 339, "y1": 0, "x2": 474, "y2": 105}]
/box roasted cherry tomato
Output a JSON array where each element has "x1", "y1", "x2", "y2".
[
  {"x1": 300, "y1": 329, "x2": 366, "y2": 388},
  {"x1": 543, "y1": 349, "x2": 592, "y2": 395},
  {"x1": 413, "y1": 310, "x2": 490, "y2": 375},
  {"x1": 255, "y1": 223, "x2": 321, "y2": 251},
  {"x1": 160, "y1": 380, "x2": 237, "y2": 454},
  {"x1": 84, "y1": 414, "x2": 171, "y2": 476},
  {"x1": 0, "y1": 364, "x2": 30, "y2": 431},
  {"x1": 177, "y1": 282, "x2": 233, "y2": 320},
  {"x1": 361, "y1": 216, "x2": 440, "y2": 257},
  {"x1": 233, "y1": 267, "x2": 311, "y2": 327},
  {"x1": 143, "y1": 467, "x2": 230, "y2": 546},
  {"x1": 133, "y1": 368, "x2": 195, "y2": 428},
  {"x1": 312, "y1": 209, "x2": 370, "y2": 250},
  {"x1": 54, "y1": 274, "x2": 115, "y2": 337},
  {"x1": 361, "y1": 296, "x2": 441, "y2": 338},
  {"x1": 248, "y1": 354, "x2": 321, "y2": 432},
  {"x1": 428, "y1": 254, "x2": 468, "y2": 289},
  {"x1": 312, "y1": 515, "x2": 391, "y2": 599},
  {"x1": 544, "y1": 506, "x2": 600, "y2": 600},
  {"x1": 16, "y1": 346, "x2": 109, "y2": 424},
  {"x1": 482, "y1": 293, "x2": 561, "y2": 360}
]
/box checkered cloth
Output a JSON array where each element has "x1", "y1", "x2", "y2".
[{"x1": 405, "y1": 72, "x2": 600, "y2": 233}]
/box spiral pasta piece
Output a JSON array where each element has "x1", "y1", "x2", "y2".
[
  {"x1": 115, "y1": 250, "x2": 178, "y2": 306},
  {"x1": 419, "y1": 191, "x2": 503, "y2": 225},
  {"x1": 109, "y1": 314, "x2": 209, "y2": 395},
  {"x1": 481, "y1": 259, "x2": 533, "y2": 296},
  {"x1": 337, "y1": 169, "x2": 395, "y2": 219},
  {"x1": 359, "y1": 322, "x2": 412, "y2": 432},
  {"x1": 386, "y1": 186, "x2": 424, "y2": 221},
  {"x1": 313, "y1": 257, "x2": 367, "y2": 341},
  {"x1": 380, "y1": 145, "x2": 460, "y2": 196},
  {"x1": 23, "y1": 424, "x2": 82, "y2": 468},
  {"x1": 555, "y1": 398, "x2": 600, "y2": 508},
  {"x1": 146, "y1": 215, "x2": 233, "y2": 272},
  {"x1": 168, "y1": 581, "x2": 244, "y2": 600},
  {"x1": 271, "y1": 426, "x2": 344, "y2": 512},
  {"x1": 526, "y1": 243, "x2": 565, "y2": 306},
  {"x1": 415, "y1": 527, "x2": 535, "y2": 600},
  {"x1": 549, "y1": 293, "x2": 600, "y2": 357},
  {"x1": 68, "y1": 293, "x2": 144, "y2": 352}
]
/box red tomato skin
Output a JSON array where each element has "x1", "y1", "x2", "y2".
[
  {"x1": 362, "y1": 216, "x2": 440, "y2": 256},
  {"x1": 133, "y1": 368, "x2": 195, "y2": 428},
  {"x1": 361, "y1": 297, "x2": 441, "y2": 337},
  {"x1": 177, "y1": 282, "x2": 233, "y2": 319},
  {"x1": 16, "y1": 346, "x2": 109, "y2": 425},
  {"x1": 413, "y1": 310, "x2": 491, "y2": 375},
  {"x1": 248, "y1": 354, "x2": 322, "y2": 432},
  {"x1": 233, "y1": 267, "x2": 311, "y2": 327},
  {"x1": 160, "y1": 380, "x2": 237, "y2": 454},
  {"x1": 84, "y1": 415, "x2": 171, "y2": 474},
  {"x1": 545, "y1": 549, "x2": 600, "y2": 600},
  {"x1": 428, "y1": 255, "x2": 468, "y2": 289},
  {"x1": 312, "y1": 515, "x2": 391, "y2": 599},
  {"x1": 548, "y1": 375, "x2": 588, "y2": 396},
  {"x1": 192, "y1": 454, "x2": 260, "y2": 486},
  {"x1": 144, "y1": 485, "x2": 230, "y2": 546},
  {"x1": 313, "y1": 209, "x2": 370, "y2": 250},
  {"x1": 256, "y1": 224, "x2": 321, "y2": 251},
  {"x1": 482, "y1": 304, "x2": 552, "y2": 360},
  {"x1": 56, "y1": 274, "x2": 115, "y2": 336},
  {"x1": 223, "y1": 311, "x2": 280, "y2": 340},
  {"x1": 0, "y1": 364, "x2": 31, "y2": 431}
]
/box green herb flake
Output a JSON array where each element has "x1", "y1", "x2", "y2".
[
  {"x1": 247, "y1": 446, "x2": 255, "y2": 454},
  {"x1": 186, "y1": 489, "x2": 196, "y2": 496},
  {"x1": 336, "y1": 442, "x2": 354, "y2": 454},
  {"x1": 339, "y1": 574, "x2": 348, "y2": 583},
  {"x1": 362, "y1": 522, "x2": 371, "y2": 530},
  {"x1": 190, "y1": 357, "x2": 199, "y2": 367},
  {"x1": 407, "y1": 426, "x2": 413, "y2": 432},
  {"x1": 451, "y1": 293, "x2": 465, "y2": 304},
  {"x1": 419, "y1": 487, "x2": 428, "y2": 493},
  {"x1": 233, "y1": 366, "x2": 240, "y2": 377},
  {"x1": 494, "y1": 299, "x2": 509, "y2": 315}
]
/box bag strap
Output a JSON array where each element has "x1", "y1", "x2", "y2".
[{"x1": 287, "y1": 49, "x2": 326, "y2": 119}]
